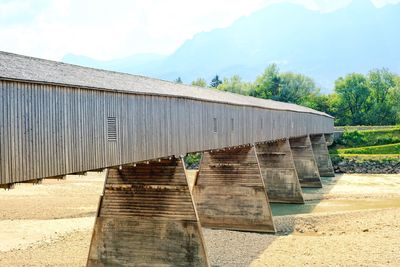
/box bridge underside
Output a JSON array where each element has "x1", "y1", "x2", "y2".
[{"x1": 85, "y1": 134, "x2": 333, "y2": 266}]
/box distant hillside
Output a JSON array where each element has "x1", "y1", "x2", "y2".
[{"x1": 63, "y1": 0, "x2": 400, "y2": 91}]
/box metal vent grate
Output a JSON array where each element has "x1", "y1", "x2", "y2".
[{"x1": 107, "y1": 117, "x2": 117, "y2": 141}]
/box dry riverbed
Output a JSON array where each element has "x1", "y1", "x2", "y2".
[{"x1": 0, "y1": 172, "x2": 399, "y2": 266}]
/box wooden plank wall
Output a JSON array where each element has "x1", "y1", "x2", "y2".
[{"x1": 0, "y1": 80, "x2": 334, "y2": 185}]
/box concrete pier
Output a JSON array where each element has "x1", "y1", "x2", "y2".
[
  {"x1": 325, "y1": 133, "x2": 334, "y2": 146},
  {"x1": 310, "y1": 134, "x2": 335, "y2": 177},
  {"x1": 193, "y1": 147, "x2": 275, "y2": 233},
  {"x1": 87, "y1": 158, "x2": 209, "y2": 267},
  {"x1": 289, "y1": 136, "x2": 322, "y2": 188},
  {"x1": 256, "y1": 140, "x2": 304, "y2": 204}
]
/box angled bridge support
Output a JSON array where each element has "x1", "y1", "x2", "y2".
[
  {"x1": 192, "y1": 146, "x2": 275, "y2": 233},
  {"x1": 289, "y1": 136, "x2": 322, "y2": 188},
  {"x1": 255, "y1": 139, "x2": 304, "y2": 204},
  {"x1": 310, "y1": 134, "x2": 335, "y2": 177},
  {"x1": 87, "y1": 158, "x2": 209, "y2": 267}
]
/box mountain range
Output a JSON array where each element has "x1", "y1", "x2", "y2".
[{"x1": 62, "y1": 0, "x2": 400, "y2": 92}]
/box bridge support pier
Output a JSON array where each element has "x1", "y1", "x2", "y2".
[
  {"x1": 324, "y1": 133, "x2": 334, "y2": 146},
  {"x1": 192, "y1": 146, "x2": 275, "y2": 233},
  {"x1": 310, "y1": 134, "x2": 335, "y2": 177},
  {"x1": 289, "y1": 136, "x2": 322, "y2": 188},
  {"x1": 87, "y1": 158, "x2": 209, "y2": 267},
  {"x1": 255, "y1": 140, "x2": 304, "y2": 204},
  {"x1": 0, "y1": 183, "x2": 15, "y2": 190}
]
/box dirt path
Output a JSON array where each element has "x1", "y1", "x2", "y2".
[{"x1": 0, "y1": 172, "x2": 399, "y2": 266}]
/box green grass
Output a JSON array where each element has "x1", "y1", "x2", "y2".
[
  {"x1": 335, "y1": 143, "x2": 400, "y2": 155},
  {"x1": 330, "y1": 153, "x2": 400, "y2": 160},
  {"x1": 331, "y1": 126, "x2": 400, "y2": 162},
  {"x1": 356, "y1": 127, "x2": 400, "y2": 139},
  {"x1": 335, "y1": 125, "x2": 398, "y2": 131},
  {"x1": 333, "y1": 126, "x2": 400, "y2": 149}
]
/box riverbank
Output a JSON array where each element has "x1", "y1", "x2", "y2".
[
  {"x1": 332, "y1": 156, "x2": 400, "y2": 174},
  {"x1": 0, "y1": 173, "x2": 399, "y2": 266},
  {"x1": 330, "y1": 126, "x2": 400, "y2": 174}
]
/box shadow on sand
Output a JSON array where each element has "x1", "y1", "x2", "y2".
[{"x1": 202, "y1": 175, "x2": 343, "y2": 267}]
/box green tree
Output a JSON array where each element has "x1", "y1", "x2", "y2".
[
  {"x1": 216, "y1": 75, "x2": 253, "y2": 95},
  {"x1": 250, "y1": 64, "x2": 280, "y2": 99},
  {"x1": 186, "y1": 66, "x2": 400, "y2": 126},
  {"x1": 366, "y1": 68, "x2": 397, "y2": 125},
  {"x1": 210, "y1": 75, "x2": 222, "y2": 88},
  {"x1": 334, "y1": 73, "x2": 370, "y2": 125},
  {"x1": 249, "y1": 64, "x2": 319, "y2": 106},
  {"x1": 191, "y1": 78, "x2": 207, "y2": 87},
  {"x1": 303, "y1": 93, "x2": 334, "y2": 115},
  {"x1": 278, "y1": 72, "x2": 319, "y2": 105},
  {"x1": 388, "y1": 75, "x2": 400, "y2": 124},
  {"x1": 174, "y1": 77, "x2": 183, "y2": 84}
]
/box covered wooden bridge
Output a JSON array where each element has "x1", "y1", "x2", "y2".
[{"x1": 0, "y1": 51, "x2": 334, "y2": 266}]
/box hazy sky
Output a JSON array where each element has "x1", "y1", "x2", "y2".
[{"x1": 0, "y1": 0, "x2": 399, "y2": 60}]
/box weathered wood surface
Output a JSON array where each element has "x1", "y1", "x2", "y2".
[
  {"x1": 256, "y1": 140, "x2": 304, "y2": 203},
  {"x1": 0, "y1": 52, "x2": 334, "y2": 185},
  {"x1": 310, "y1": 134, "x2": 335, "y2": 177},
  {"x1": 192, "y1": 147, "x2": 275, "y2": 233},
  {"x1": 87, "y1": 158, "x2": 209, "y2": 267},
  {"x1": 289, "y1": 136, "x2": 322, "y2": 188}
]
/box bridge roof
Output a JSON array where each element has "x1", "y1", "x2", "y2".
[{"x1": 0, "y1": 51, "x2": 332, "y2": 118}]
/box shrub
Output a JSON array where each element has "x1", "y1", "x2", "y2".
[
  {"x1": 337, "y1": 130, "x2": 366, "y2": 147},
  {"x1": 336, "y1": 127, "x2": 400, "y2": 148},
  {"x1": 184, "y1": 153, "x2": 201, "y2": 169}
]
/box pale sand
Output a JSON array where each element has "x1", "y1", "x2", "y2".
[{"x1": 0, "y1": 172, "x2": 399, "y2": 267}]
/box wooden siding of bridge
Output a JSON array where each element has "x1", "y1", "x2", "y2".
[{"x1": 0, "y1": 80, "x2": 333, "y2": 185}]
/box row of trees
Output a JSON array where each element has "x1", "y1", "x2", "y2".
[{"x1": 178, "y1": 65, "x2": 400, "y2": 126}]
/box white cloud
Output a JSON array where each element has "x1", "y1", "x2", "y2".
[
  {"x1": 371, "y1": 0, "x2": 400, "y2": 7},
  {"x1": 0, "y1": 0, "x2": 270, "y2": 60},
  {"x1": 0, "y1": 0, "x2": 398, "y2": 61}
]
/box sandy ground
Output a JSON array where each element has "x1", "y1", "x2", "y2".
[{"x1": 0, "y1": 172, "x2": 399, "y2": 267}]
